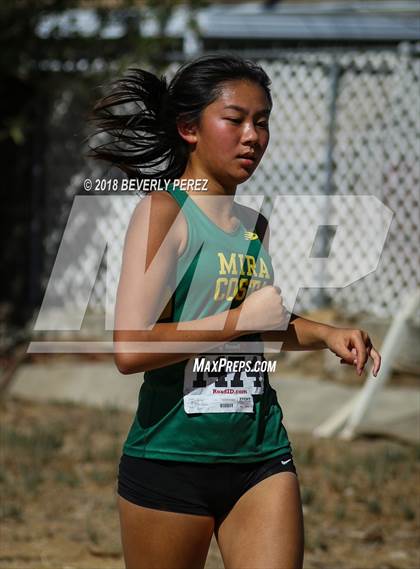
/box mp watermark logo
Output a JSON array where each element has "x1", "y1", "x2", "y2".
[{"x1": 29, "y1": 194, "x2": 393, "y2": 355}]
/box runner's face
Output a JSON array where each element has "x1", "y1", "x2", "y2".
[{"x1": 194, "y1": 80, "x2": 271, "y2": 185}]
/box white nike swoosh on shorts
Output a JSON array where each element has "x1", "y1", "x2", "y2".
[{"x1": 281, "y1": 458, "x2": 292, "y2": 465}]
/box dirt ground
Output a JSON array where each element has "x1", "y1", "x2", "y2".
[{"x1": 1, "y1": 393, "x2": 419, "y2": 569}]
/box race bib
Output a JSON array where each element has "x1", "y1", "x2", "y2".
[{"x1": 183, "y1": 354, "x2": 265, "y2": 414}]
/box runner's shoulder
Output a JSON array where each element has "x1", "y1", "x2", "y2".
[
  {"x1": 129, "y1": 189, "x2": 185, "y2": 253},
  {"x1": 132, "y1": 189, "x2": 182, "y2": 228}
]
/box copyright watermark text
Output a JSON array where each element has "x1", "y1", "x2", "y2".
[{"x1": 83, "y1": 178, "x2": 209, "y2": 192}]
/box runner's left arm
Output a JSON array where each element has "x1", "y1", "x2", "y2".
[{"x1": 260, "y1": 220, "x2": 381, "y2": 376}]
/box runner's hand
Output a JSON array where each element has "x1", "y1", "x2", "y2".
[
  {"x1": 324, "y1": 328, "x2": 381, "y2": 377},
  {"x1": 238, "y1": 285, "x2": 290, "y2": 331}
]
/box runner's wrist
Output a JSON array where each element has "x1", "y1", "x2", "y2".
[{"x1": 228, "y1": 306, "x2": 257, "y2": 339}]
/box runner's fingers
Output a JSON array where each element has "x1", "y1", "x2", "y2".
[
  {"x1": 353, "y1": 336, "x2": 368, "y2": 375},
  {"x1": 370, "y1": 346, "x2": 381, "y2": 377},
  {"x1": 340, "y1": 347, "x2": 357, "y2": 366},
  {"x1": 341, "y1": 345, "x2": 381, "y2": 377},
  {"x1": 339, "y1": 347, "x2": 357, "y2": 366}
]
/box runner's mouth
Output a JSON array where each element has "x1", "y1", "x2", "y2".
[{"x1": 237, "y1": 156, "x2": 256, "y2": 166}]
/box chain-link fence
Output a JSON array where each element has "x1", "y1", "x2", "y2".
[{"x1": 42, "y1": 44, "x2": 420, "y2": 328}]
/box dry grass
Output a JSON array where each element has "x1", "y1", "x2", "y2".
[{"x1": 1, "y1": 395, "x2": 419, "y2": 569}]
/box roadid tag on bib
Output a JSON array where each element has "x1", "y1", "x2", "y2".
[{"x1": 183, "y1": 354, "x2": 264, "y2": 414}]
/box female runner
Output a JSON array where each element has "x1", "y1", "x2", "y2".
[{"x1": 89, "y1": 54, "x2": 381, "y2": 569}]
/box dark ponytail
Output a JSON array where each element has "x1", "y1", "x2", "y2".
[
  {"x1": 88, "y1": 54, "x2": 272, "y2": 180},
  {"x1": 87, "y1": 68, "x2": 187, "y2": 179}
]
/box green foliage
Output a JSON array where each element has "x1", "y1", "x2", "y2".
[
  {"x1": 1, "y1": 424, "x2": 65, "y2": 464},
  {"x1": 399, "y1": 500, "x2": 416, "y2": 521},
  {"x1": 334, "y1": 502, "x2": 346, "y2": 520},
  {"x1": 0, "y1": 0, "x2": 203, "y2": 144},
  {"x1": 0, "y1": 502, "x2": 24, "y2": 522},
  {"x1": 54, "y1": 469, "x2": 81, "y2": 487},
  {"x1": 301, "y1": 485, "x2": 315, "y2": 505},
  {"x1": 294, "y1": 443, "x2": 316, "y2": 465},
  {"x1": 366, "y1": 497, "x2": 382, "y2": 515}
]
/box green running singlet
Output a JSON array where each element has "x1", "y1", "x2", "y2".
[{"x1": 122, "y1": 184, "x2": 292, "y2": 463}]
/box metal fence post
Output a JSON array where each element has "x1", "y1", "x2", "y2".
[{"x1": 315, "y1": 58, "x2": 340, "y2": 308}]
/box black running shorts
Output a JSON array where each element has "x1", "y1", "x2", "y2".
[{"x1": 118, "y1": 452, "x2": 298, "y2": 522}]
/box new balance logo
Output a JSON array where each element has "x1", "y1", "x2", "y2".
[{"x1": 244, "y1": 231, "x2": 258, "y2": 240}]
